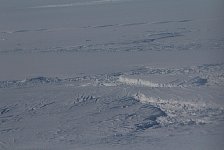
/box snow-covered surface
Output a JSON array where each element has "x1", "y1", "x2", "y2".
[{"x1": 0, "y1": 0, "x2": 224, "y2": 149}]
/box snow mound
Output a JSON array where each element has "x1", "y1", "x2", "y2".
[
  {"x1": 95, "y1": 96, "x2": 167, "y2": 135},
  {"x1": 134, "y1": 93, "x2": 224, "y2": 127}
]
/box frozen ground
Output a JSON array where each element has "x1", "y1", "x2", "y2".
[{"x1": 0, "y1": 0, "x2": 224, "y2": 150}]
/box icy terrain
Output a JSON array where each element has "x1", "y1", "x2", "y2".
[{"x1": 0, "y1": 0, "x2": 224, "y2": 149}]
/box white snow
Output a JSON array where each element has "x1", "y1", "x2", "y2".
[
  {"x1": 0, "y1": 0, "x2": 224, "y2": 149},
  {"x1": 134, "y1": 93, "x2": 224, "y2": 126},
  {"x1": 118, "y1": 76, "x2": 174, "y2": 87}
]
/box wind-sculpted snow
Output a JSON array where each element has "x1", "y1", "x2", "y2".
[
  {"x1": 4, "y1": 19, "x2": 221, "y2": 54},
  {"x1": 0, "y1": 63, "x2": 224, "y2": 148},
  {"x1": 94, "y1": 96, "x2": 167, "y2": 132},
  {"x1": 99, "y1": 63, "x2": 224, "y2": 88},
  {"x1": 0, "y1": 63, "x2": 223, "y2": 89},
  {"x1": 0, "y1": 76, "x2": 62, "y2": 88},
  {"x1": 1, "y1": 0, "x2": 224, "y2": 149},
  {"x1": 126, "y1": 63, "x2": 224, "y2": 87},
  {"x1": 129, "y1": 64, "x2": 224, "y2": 76},
  {"x1": 2, "y1": 36, "x2": 222, "y2": 54},
  {"x1": 134, "y1": 93, "x2": 224, "y2": 126},
  {"x1": 0, "y1": 20, "x2": 192, "y2": 36},
  {"x1": 117, "y1": 76, "x2": 174, "y2": 88}
]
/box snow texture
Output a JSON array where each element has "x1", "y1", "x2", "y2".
[{"x1": 0, "y1": 0, "x2": 224, "y2": 150}]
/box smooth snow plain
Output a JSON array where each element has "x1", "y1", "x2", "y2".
[{"x1": 0, "y1": 0, "x2": 224, "y2": 150}]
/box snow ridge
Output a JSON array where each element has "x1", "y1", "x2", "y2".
[
  {"x1": 30, "y1": 0, "x2": 130, "y2": 9},
  {"x1": 118, "y1": 76, "x2": 174, "y2": 88}
]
